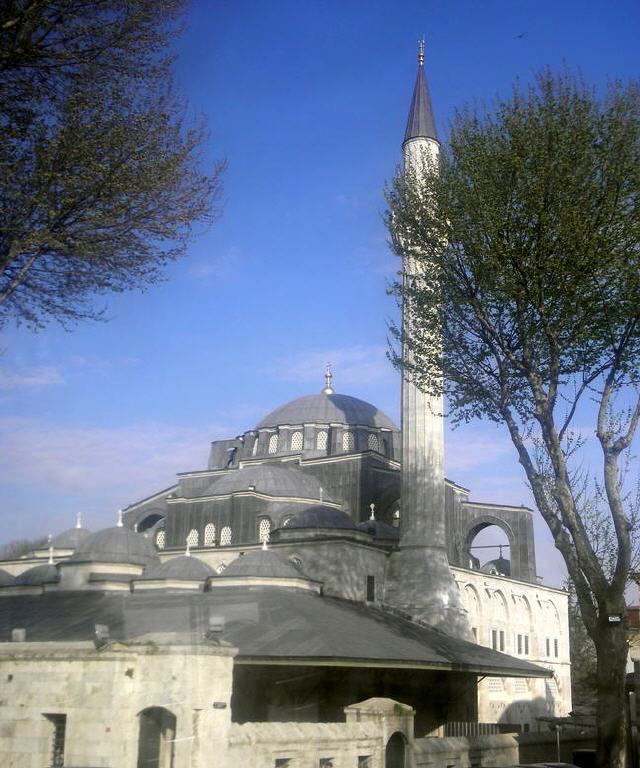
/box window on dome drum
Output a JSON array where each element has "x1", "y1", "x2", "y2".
[
  {"x1": 155, "y1": 530, "x2": 166, "y2": 550},
  {"x1": 316, "y1": 430, "x2": 328, "y2": 450},
  {"x1": 186, "y1": 528, "x2": 199, "y2": 547},
  {"x1": 366, "y1": 575, "x2": 375, "y2": 602},
  {"x1": 367, "y1": 432, "x2": 379, "y2": 452},
  {"x1": 290, "y1": 431, "x2": 303, "y2": 451},
  {"x1": 342, "y1": 431, "x2": 355, "y2": 451},
  {"x1": 258, "y1": 518, "x2": 272, "y2": 543},
  {"x1": 44, "y1": 714, "x2": 66, "y2": 768},
  {"x1": 268, "y1": 433, "x2": 278, "y2": 454},
  {"x1": 204, "y1": 523, "x2": 216, "y2": 546},
  {"x1": 220, "y1": 526, "x2": 232, "y2": 546}
]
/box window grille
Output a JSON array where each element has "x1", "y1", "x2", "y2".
[
  {"x1": 204, "y1": 523, "x2": 216, "y2": 546},
  {"x1": 268, "y1": 433, "x2": 278, "y2": 454},
  {"x1": 368, "y1": 432, "x2": 379, "y2": 452},
  {"x1": 290, "y1": 431, "x2": 303, "y2": 450},
  {"x1": 342, "y1": 431, "x2": 355, "y2": 451},
  {"x1": 45, "y1": 714, "x2": 66, "y2": 768},
  {"x1": 316, "y1": 430, "x2": 328, "y2": 450},
  {"x1": 155, "y1": 530, "x2": 166, "y2": 550},
  {"x1": 220, "y1": 526, "x2": 232, "y2": 546},
  {"x1": 186, "y1": 528, "x2": 199, "y2": 547},
  {"x1": 258, "y1": 518, "x2": 272, "y2": 543}
]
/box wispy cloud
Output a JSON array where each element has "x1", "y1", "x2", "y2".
[
  {"x1": 0, "y1": 365, "x2": 64, "y2": 391},
  {"x1": 265, "y1": 345, "x2": 395, "y2": 387},
  {"x1": 0, "y1": 417, "x2": 233, "y2": 497},
  {"x1": 188, "y1": 246, "x2": 240, "y2": 280}
]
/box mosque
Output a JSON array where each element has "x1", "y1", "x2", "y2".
[{"x1": 0, "y1": 46, "x2": 571, "y2": 768}]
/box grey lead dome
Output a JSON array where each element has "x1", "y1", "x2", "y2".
[{"x1": 256, "y1": 393, "x2": 398, "y2": 431}]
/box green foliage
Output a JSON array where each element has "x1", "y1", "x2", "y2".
[{"x1": 0, "y1": 0, "x2": 224, "y2": 329}]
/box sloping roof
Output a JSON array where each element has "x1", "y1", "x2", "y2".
[
  {"x1": 0, "y1": 589, "x2": 549, "y2": 679},
  {"x1": 257, "y1": 393, "x2": 398, "y2": 431},
  {"x1": 404, "y1": 62, "x2": 438, "y2": 143}
]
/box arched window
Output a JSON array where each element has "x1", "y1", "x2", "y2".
[
  {"x1": 155, "y1": 530, "x2": 166, "y2": 550},
  {"x1": 342, "y1": 431, "x2": 354, "y2": 451},
  {"x1": 268, "y1": 433, "x2": 278, "y2": 454},
  {"x1": 316, "y1": 430, "x2": 328, "y2": 450},
  {"x1": 186, "y1": 528, "x2": 199, "y2": 547},
  {"x1": 252, "y1": 434, "x2": 260, "y2": 455},
  {"x1": 368, "y1": 432, "x2": 379, "y2": 452},
  {"x1": 258, "y1": 517, "x2": 272, "y2": 543},
  {"x1": 204, "y1": 523, "x2": 216, "y2": 546},
  {"x1": 290, "y1": 431, "x2": 303, "y2": 451},
  {"x1": 137, "y1": 707, "x2": 176, "y2": 768},
  {"x1": 220, "y1": 526, "x2": 232, "y2": 546}
]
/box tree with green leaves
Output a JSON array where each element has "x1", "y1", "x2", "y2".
[
  {"x1": 0, "y1": 0, "x2": 224, "y2": 329},
  {"x1": 386, "y1": 70, "x2": 640, "y2": 767}
]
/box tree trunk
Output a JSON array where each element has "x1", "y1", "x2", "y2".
[{"x1": 595, "y1": 621, "x2": 628, "y2": 767}]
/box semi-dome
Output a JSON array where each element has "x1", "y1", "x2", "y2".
[
  {"x1": 14, "y1": 563, "x2": 58, "y2": 586},
  {"x1": 218, "y1": 548, "x2": 303, "y2": 579},
  {"x1": 287, "y1": 505, "x2": 356, "y2": 530},
  {"x1": 70, "y1": 526, "x2": 159, "y2": 568},
  {"x1": 51, "y1": 526, "x2": 92, "y2": 549},
  {"x1": 256, "y1": 393, "x2": 398, "y2": 431},
  {"x1": 206, "y1": 463, "x2": 331, "y2": 500},
  {"x1": 141, "y1": 555, "x2": 215, "y2": 581}
]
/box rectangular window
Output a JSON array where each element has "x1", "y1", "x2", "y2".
[
  {"x1": 358, "y1": 758, "x2": 372, "y2": 768},
  {"x1": 499, "y1": 630, "x2": 505, "y2": 652},
  {"x1": 44, "y1": 714, "x2": 66, "y2": 768},
  {"x1": 275, "y1": 760, "x2": 291, "y2": 768},
  {"x1": 517, "y1": 634, "x2": 522, "y2": 654},
  {"x1": 524, "y1": 635, "x2": 529, "y2": 656},
  {"x1": 546, "y1": 638, "x2": 550, "y2": 656},
  {"x1": 366, "y1": 575, "x2": 375, "y2": 602},
  {"x1": 554, "y1": 638, "x2": 559, "y2": 658},
  {"x1": 319, "y1": 759, "x2": 334, "y2": 768},
  {"x1": 491, "y1": 629, "x2": 498, "y2": 650}
]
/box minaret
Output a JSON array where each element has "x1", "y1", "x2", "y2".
[{"x1": 384, "y1": 42, "x2": 469, "y2": 638}]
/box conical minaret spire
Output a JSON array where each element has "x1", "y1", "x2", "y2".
[{"x1": 403, "y1": 38, "x2": 438, "y2": 145}]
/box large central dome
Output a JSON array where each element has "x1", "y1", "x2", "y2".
[{"x1": 256, "y1": 392, "x2": 398, "y2": 431}]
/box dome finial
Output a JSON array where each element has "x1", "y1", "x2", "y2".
[
  {"x1": 185, "y1": 538, "x2": 191, "y2": 557},
  {"x1": 319, "y1": 486, "x2": 324, "y2": 503},
  {"x1": 117, "y1": 509, "x2": 123, "y2": 527},
  {"x1": 418, "y1": 37, "x2": 425, "y2": 67},
  {"x1": 369, "y1": 503, "x2": 376, "y2": 521},
  {"x1": 75, "y1": 511, "x2": 82, "y2": 529},
  {"x1": 321, "y1": 361, "x2": 335, "y2": 395},
  {"x1": 48, "y1": 545, "x2": 54, "y2": 565},
  {"x1": 261, "y1": 538, "x2": 268, "y2": 551}
]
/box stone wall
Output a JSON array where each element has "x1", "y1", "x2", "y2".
[{"x1": 0, "y1": 640, "x2": 235, "y2": 768}]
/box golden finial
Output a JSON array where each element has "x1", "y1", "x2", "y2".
[
  {"x1": 418, "y1": 38, "x2": 425, "y2": 66},
  {"x1": 321, "y1": 362, "x2": 335, "y2": 395}
]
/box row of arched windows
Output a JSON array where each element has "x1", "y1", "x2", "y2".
[
  {"x1": 155, "y1": 519, "x2": 274, "y2": 550},
  {"x1": 259, "y1": 428, "x2": 385, "y2": 454}
]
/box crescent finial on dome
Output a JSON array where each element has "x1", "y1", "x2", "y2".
[{"x1": 321, "y1": 362, "x2": 335, "y2": 394}]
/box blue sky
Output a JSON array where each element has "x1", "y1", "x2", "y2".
[{"x1": 1, "y1": 0, "x2": 639, "y2": 587}]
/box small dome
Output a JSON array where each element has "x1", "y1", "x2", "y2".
[
  {"x1": 51, "y1": 526, "x2": 92, "y2": 549},
  {"x1": 141, "y1": 555, "x2": 215, "y2": 581},
  {"x1": 70, "y1": 526, "x2": 159, "y2": 568},
  {"x1": 287, "y1": 505, "x2": 356, "y2": 530},
  {"x1": 0, "y1": 569, "x2": 15, "y2": 586},
  {"x1": 14, "y1": 563, "x2": 58, "y2": 586},
  {"x1": 481, "y1": 556, "x2": 511, "y2": 577},
  {"x1": 218, "y1": 549, "x2": 303, "y2": 579},
  {"x1": 356, "y1": 519, "x2": 400, "y2": 539},
  {"x1": 206, "y1": 463, "x2": 331, "y2": 501},
  {"x1": 257, "y1": 393, "x2": 398, "y2": 431}
]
